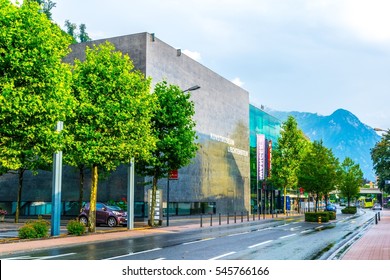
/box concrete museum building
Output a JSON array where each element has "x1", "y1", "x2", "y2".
[{"x1": 0, "y1": 32, "x2": 279, "y2": 219}]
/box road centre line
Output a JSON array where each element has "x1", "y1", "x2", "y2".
[
  {"x1": 279, "y1": 233, "x2": 296, "y2": 239},
  {"x1": 105, "y1": 248, "x2": 162, "y2": 260},
  {"x1": 182, "y1": 237, "x2": 216, "y2": 245},
  {"x1": 209, "y1": 251, "x2": 236, "y2": 260},
  {"x1": 248, "y1": 240, "x2": 273, "y2": 249}
]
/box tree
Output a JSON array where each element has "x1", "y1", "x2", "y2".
[
  {"x1": 0, "y1": 0, "x2": 73, "y2": 222},
  {"x1": 371, "y1": 131, "x2": 390, "y2": 192},
  {"x1": 298, "y1": 140, "x2": 339, "y2": 211},
  {"x1": 65, "y1": 20, "x2": 78, "y2": 44},
  {"x1": 136, "y1": 81, "x2": 198, "y2": 226},
  {"x1": 78, "y1": 23, "x2": 91, "y2": 43},
  {"x1": 27, "y1": 0, "x2": 56, "y2": 20},
  {"x1": 68, "y1": 41, "x2": 156, "y2": 232},
  {"x1": 64, "y1": 20, "x2": 91, "y2": 44},
  {"x1": 339, "y1": 157, "x2": 363, "y2": 207},
  {"x1": 269, "y1": 116, "x2": 308, "y2": 214}
]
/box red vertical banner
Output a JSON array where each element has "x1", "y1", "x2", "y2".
[{"x1": 267, "y1": 140, "x2": 272, "y2": 178}]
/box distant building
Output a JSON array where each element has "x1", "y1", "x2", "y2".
[{"x1": 249, "y1": 105, "x2": 281, "y2": 213}]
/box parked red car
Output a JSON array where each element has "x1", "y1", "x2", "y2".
[{"x1": 78, "y1": 202, "x2": 127, "y2": 227}]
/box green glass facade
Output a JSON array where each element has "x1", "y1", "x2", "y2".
[{"x1": 249, "y1": 104, "x2": 281, "y2": 212}]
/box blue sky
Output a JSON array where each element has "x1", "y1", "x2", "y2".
[{"x1": 51, "y1": 0, "x2": 390, "y2": 131}]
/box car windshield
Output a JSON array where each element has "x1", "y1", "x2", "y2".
[{"x1": 106, "y1": 205, "x2": 122, "y2": 211}]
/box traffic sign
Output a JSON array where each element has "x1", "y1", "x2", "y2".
[{"x1": 169, "y1": 170, "x2": 178, "y2": 180}]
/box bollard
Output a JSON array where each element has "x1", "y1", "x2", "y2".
[
  {"x1": 241, "y1": 212, "x2": 244, "y2": 223},
  {"x1": 253, "y1": 212, "x2": 255, "y2": 221},
  {"x1": 210, "y1": 214, "x2": 213, "y2": 226},
  {"x1": 318, "y1": 216, "x2": 322, "y2": 224},
  {"x1": 378, "y1": 211, "x2": 381, "y2": 221},
  {"x1": 247, "y1": 211, "x2": 250, "y2": 222},
  {"x1": 200, "y1": 214, "x2": 203, "y2": 227},
  {"x1": 227, "y1": 213, "x2": 230, "y2": 224},
  {"x1": 375, "y1": 213, "x2": 378, "y2": 224},
  {"x1": 219, "y1": 213, "x2": 221, "y2": 225},
  {"x1": 234, "y1": 212, "x2": 237, "y2": 223}
]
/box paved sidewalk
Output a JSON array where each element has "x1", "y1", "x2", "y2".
[{"x1": 341, "y1": 208, "x2": 390, "y2": 260}]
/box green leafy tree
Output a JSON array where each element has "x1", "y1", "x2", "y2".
[
  {"x1": 26, "y1": 0, "x2": 56, "y2": 20},
  {"x1": 339, "y1": 157, "x2": 363, "y2": 206},
  {"x1": 64, "y1": 20, "x2": 91, "y2": 44},
  {"x1": 298, "y1": 140, "x2": 339, "y2": 211},
  {"x1": 68, "y1": 41, "x2": 156, "y2": 232},
  {"x1": 65, "y1": 20, "x2": 78, "y2": 44},
  {"x1": 78, "y1": 23, "x2": 91, "y2": 43},
  {"x1": 371, "y1": 131, "x2": 390, "y2": 192},
  {"x1": 136, "y1": 81, "x2": 198, "y2": 226},
  {"x1": 0, "y1": 0, "x2": 73, "y2": 222},
  {"x1": 270, "y1": 116, "x2": 308, "y2": 214}
]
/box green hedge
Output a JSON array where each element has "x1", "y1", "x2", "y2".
[
  {"x1": 325, "y1": 211, "x2": 336, "y2": 220},
  {"x1": 305, "y1": 212, "x2": 330, "y2": 223},
  {"x1": 341, "y1": 206, "x2": 357, "y2": 214}
]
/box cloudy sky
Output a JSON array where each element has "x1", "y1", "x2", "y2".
[{"x1": 51, "y1": 0, "x2": 390, "y2": 130}]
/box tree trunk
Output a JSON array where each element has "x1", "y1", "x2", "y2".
[
  {"x1": 15, "y1": 168, "x2": 24, "y2": 223},
  {"x1": 88, "y1": 164, "x2": 98, "y2": 233},
  {"x1": 78, "y1": 166, "x2": 85, "y2": 214},
  {"x1": 149, "y1": 176, "x2": 158, "y2": 227}
]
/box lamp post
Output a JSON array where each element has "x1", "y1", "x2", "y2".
[
  {"x1": 166, "y1": 85, "x2": 200, "y2": 227},
  {"x1": 51, "y1": 121, "x2": 63, "y2": 236}
]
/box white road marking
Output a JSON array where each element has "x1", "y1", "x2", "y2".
[
  {"x1": 300, "y1": 229, "x2": 313, "y2": 234},
  {"x1": 209, "y1": 251, "x2": 236, "y2": 260},
  {"x1": 105, "y1": 248, "x2": 162, "y2": 260},
  {"x1": 38, "y1": 253, "x2": 77, "y2": 260},
  {"x1": 248, "y1": 240, "x2": 273, "y2": 249},
  {"x1": 182, "y1": 238, "x2": 215, "y2": 245},
  {"x1": 228, "y1": 232, "x2": 250, "y2": 237},
  {"x1": 279, "y1": 233, "x2": 296, "y2": 239}
]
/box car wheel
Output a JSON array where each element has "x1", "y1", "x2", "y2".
[
  {"x1": 79, "y1": 216, "x2": 88, "y2": 226},
  {"x1": 107, "y1": 216, "x2": 117, "y2": 227}
]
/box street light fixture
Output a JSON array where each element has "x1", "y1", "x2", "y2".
[{"x1": 183, "y1": 85, "x2": 200, "y2": 92}]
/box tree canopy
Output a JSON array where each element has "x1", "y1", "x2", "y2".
[
  {"x1": 0, "y1": 0, "x2": 74, "y2": 222},
  {"x1": 68, "y1": 41, "x2": 156, "y2": 232},
  {"x1": 270, "y1": 116, "x2": 308, "y2": 213},
  {"x1": 136, "y1": 81, "x2": 198, "y2": 226},
  {"x1": 338, "y1": 157, "x2": 363, "y2": 206},
  {"x1": 297, "y1": 140, "x2": 339, "y2": 210},
  {"x1": 371, "y1": 131, "x2": 390, "y2": 192}
]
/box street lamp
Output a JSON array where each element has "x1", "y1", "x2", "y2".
[
  {"x1": 374, "y1": 128, "x2": 389, "y2": 133},
  {"x1": 183, "y1": 85, "x2": 200, "y2": 92},
  {"x1": 166, "y1": 85, "x2": 200, "y2": 227}
]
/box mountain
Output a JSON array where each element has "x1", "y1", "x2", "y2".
[{"x1": 266, "y1": 108, "x2": 381, "y2": 181}]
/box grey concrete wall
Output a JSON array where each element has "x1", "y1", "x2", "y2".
[
  {"x1": 144, "y1": 33, "x2": 250, "y2": 213},
  {"x1": 0, "y1": 32, "x2": 250, "y2": 214}
]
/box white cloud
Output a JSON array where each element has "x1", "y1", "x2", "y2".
[
  {"x1": 182, "y1": 49, "x2": 202, "y2": 61},
  {"x1": 231, "y1": 77, "x2": 244, "y2": 87}
]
